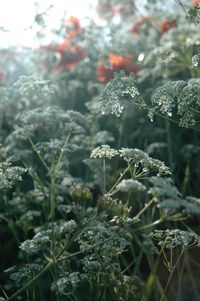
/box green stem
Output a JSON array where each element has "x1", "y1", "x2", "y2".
[
  {"x1": 108, "y1": 166, "x2": 129, "y2": 194},
  {"x1": 103, "y1": 158, "x2": 106, "y2": 193},
  {"x1": 27, "y1": 136, "x2": 49, "y2": 171},
  {"x1": 165, "y1": 120, "x2": 173, "y2": 170},
  {"x1": 134, "y1": 197, "x2": 155, "y2": 221},
  {"x1": 55, "y1": 133, "x2": 71, "y2": 172},
  {"x1": 7, "y1": 260, "x2": 53, "y2": 301},
  {"x1": 160, "y1": 248, "x2": 184, "y2": 301},
  {"x1": 7, "y1": 231, "x2": 112, "y2": 301}
]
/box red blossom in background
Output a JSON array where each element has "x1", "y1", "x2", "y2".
[
  {"x1": 130, "y1": 16, "x2": 154, "y2": 36},
  {"x1": 39, "y1": 16, "x2": 85, "y2": 72},
  {"x1": 96, "y1": 52, "x2": 140, "y2": 83},
  {"x1": 40, "y1": 43, "x2": 85, "y2": 72},
  {"x1": 55, "y1": 44, "x2": 85, "y2": 71},
  {"x1": 64, "y1": 16, "x2": 82, "y2": 40},
  {"x1": 193, "y1": 0, "x2": 200, "y2": 7},
  {"x1": 160, "y1": 20, "x2": 176, "y2": 33}
]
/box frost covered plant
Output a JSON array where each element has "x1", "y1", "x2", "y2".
[
  {"x1": 90, "y1": 144, "x2": 119, "y2": 159},
  {"x1": 5, "y1": 264, "x2": 41, "y2": 287},
  {"x1": 119, "y1": 148, "x2": 170, "y2": 176},
  {"x1": 90, "y1": 145, "x2": 170, "y2": 195},
  {"x1": 149, "y1": 229, "x2": 200, "y2": 249},
  {"x1": 19, "y1": 230, "x2": 52, "y2": 255},
  {"x1": 20, "y1": 220, "x2": 77, "y2": 255},
  {"x1": 148, "y1": 177, "x2": 180, "y2": 199},
  {"x1": 14, "y1": 75, "x2": 57, "y2": 100},
  {"x1": 116, "y1": 179, "x2": 146, "y2": 192},
  {"x1": 19, "y1": 107, "x2": 87, "y2": 136},
  {"x1": 192, "y1": 54, "x2": 200, "y2": 67},
  {"x1": 148, "y1": 177, "x2": 200, "y2": 216},
  {"x1": 99, "y1": 71, "x2": 142, "y2": 117},
  {"x1": 90, "y1": 145, "x2": 119, "y2": 191},
  {"x1": 51, "y1": 272, "x2": 81, "y2": 296},
  {"x1": 77, "y1": 221, "x2": 129, "y2": 280},
  {"x1": 150, "y1": 79, "x2": 200, "y2": 127},
  {"x1": 0, "y1": 163, "x2": 26, "y2": 190}
]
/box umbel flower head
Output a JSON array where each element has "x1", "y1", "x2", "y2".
[
  {"x1": 0, "y1": 163, "x2": 26, "y2": 190},
  {"x1": 119, "y1": 148, "x2": 170, "y2": 176},
  {"x1": 116, "y1": 179, "x2": 146, "y2": 192},
  {"x1": 90, "y1": 145, "x2": 119, "y2": 159},
  {"x1": 90, "y1": 145, "x2": 170, "y2": 176},
  {"x1": 99, "y1": 71, "x2": 141, "y2": 117}
]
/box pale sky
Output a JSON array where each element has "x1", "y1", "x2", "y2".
[{"x1": 0, "y1": 0, "x2": 96, "y2": 47}]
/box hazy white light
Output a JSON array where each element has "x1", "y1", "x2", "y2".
[
  {"x1": 0, "y1": 0, "x2": 96, "y2": 48},
  {"x1": 138, "y1": 53, "x2": 145, "y2": 62}
]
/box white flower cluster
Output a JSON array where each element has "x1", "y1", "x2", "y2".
[
  {"x1": 110, "y1": 103, "x2": 125, "y2": 117},
  {"x1": 99, "y1": 71, "x2": 141, "y2": 117},
  {"x1": 90, "y1": 145, "x2": 119, "y2": 159},
  {"x1": 90, "y1": 146, "x2": 170, "y2": 176},
  {"x1": 0, "y1": 163, "x2": 26, "y2": 190},
  {"x1": 119, "y1": 148, "x2": 170, "y2": 175},
  {"x1": 116, "y1": 179, "x2": 146, "y2": 192},
  {"x1": 192, "y1": 54, "x2": 200, "y2": 67},
  {"x1": 151, "y1": 79, "x2": 200, "y2": 128},
  {"x1": 149, "y1": 229, "x2": 200, "y2": 249},
  {"x1": 119, "y1": 148, "x2": 148, "y2": 163},
  {"x1": 14, "y1": 75, "x2": 57, "y2": 99}
]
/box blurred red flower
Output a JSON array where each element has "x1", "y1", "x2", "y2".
[
  {"x1": 160, "y1": 20, "x2": 176, "y2": 33},
  {"x1": 193, "y1": 0, "x2": 200, "y2": 7},
  {"x1": 96, "y1": 52, "x2": 140, "y2": 83},
  {"x1": 40, "y1": 42, "x2": 85, "y2": 72},
  {"x1": 130, "y1": 16, "x2": 154, "y2": 36},
  {"x1": 64, "y1": 16, "x2": 82, "y2": 40},
  {"x1": 39, "y1": 16, "x2": 84, "y2": 72}
]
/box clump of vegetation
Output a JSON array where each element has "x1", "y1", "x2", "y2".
[{"x1": 1, "y1": 0, "x2": 200, "y2": 300}]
